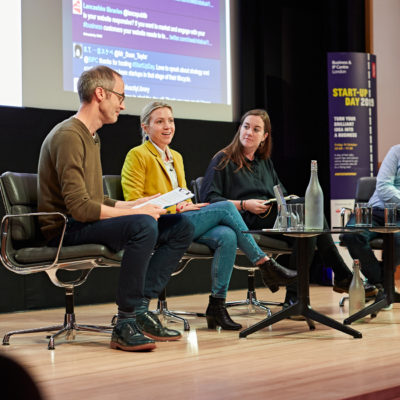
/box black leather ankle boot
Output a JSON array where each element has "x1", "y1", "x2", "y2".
[
  {"x1": 258, "y1": 258, "x2": 297, "y2": 292},
  {"x1": 206, "y1": 296, "x2": 242, "y2": 330}
]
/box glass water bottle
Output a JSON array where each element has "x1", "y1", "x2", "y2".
[
  {"x1": 349, "y1": 259, "x2": 365, "y2": 319},
  {"x1": 305, "y1": 160, "x2": 324, "y2": 230}
]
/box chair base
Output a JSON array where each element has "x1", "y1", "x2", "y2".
[
  {"x1": 226, "y1": 289, "x2": 282, "y2": 317},
  {"x1": 3, "y1": 312, "x2": 112, "y2": 350},
  {"x1": 153, "y1": 299, "x2": 206, "y2": 332}
]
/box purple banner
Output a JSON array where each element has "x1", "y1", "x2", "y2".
[{"x1": 327, "y1": 52, "x2": 377, "y2": 199}]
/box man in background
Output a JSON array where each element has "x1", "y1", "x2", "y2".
[{"x1": 342, "y1": 144, "x2": 400, "y2": 291}]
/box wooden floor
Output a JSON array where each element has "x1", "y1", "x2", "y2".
[{"x1": 1, "y1": 285, "x2": 400, "y2": 400}]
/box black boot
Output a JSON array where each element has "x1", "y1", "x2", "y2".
[
  {"x1": 258, "y1": 258, "x2": 297, "y2": 293},
  {"x1": 206, "y1": 296, "x2": 242, "y2": 330}
]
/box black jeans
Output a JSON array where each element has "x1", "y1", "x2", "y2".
[
  {"x1": 341, "y1": 208, "x2": 400, "y2": 285},
  {"x1": 50, "y1": 214, "x2": 194, "y2": 311}
]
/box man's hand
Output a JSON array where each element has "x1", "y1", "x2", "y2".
[
  {"x1": 115, "y1": 194, "x2": 161, "y2": 209},
  {"x1": 100, "y1": 202, "x2": 166, "y2": 220},
  {"x1": 132, "y1": 203, "x2": 166, "y2": 220}
]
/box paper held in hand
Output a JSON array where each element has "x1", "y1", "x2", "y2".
[{"x1": 132, "y1": 187, "x2": 194, "y2": 209}]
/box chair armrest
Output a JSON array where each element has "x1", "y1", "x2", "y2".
[{"x1": 0, "y1": 211, "x2": 67, "y2": 274}]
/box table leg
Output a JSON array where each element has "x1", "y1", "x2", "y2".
[{"x1": 240, "y1": 235, "x2": 362, "y2": 338}]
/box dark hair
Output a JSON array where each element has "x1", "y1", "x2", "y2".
[
  {"x1": 216, "y1": 109, "x2": 272, "y2": 171},
  {"x1": 77, "y1": 65, "x2": 122, "y2": 103}
]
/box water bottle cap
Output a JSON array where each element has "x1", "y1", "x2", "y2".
[{"x1": 310, "y1": 160, "x2": 318, "y2": 171}]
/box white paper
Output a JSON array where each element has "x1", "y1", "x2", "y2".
[{"x1": 132, "y1": 187, "x2": 194, "y2": 209}]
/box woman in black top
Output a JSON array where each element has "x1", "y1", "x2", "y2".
[{"x1": 201, "y1": 109, "x2": 377, "y2": 304}]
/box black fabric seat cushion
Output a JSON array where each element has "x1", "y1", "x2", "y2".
[
  {"x1": 14, "y1": 244, "x2": 123, "y2": 264},
  {"x1": 253, "y1": 234, "x2": 292, "y2": 253}
]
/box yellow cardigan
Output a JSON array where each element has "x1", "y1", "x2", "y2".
[{"x1": 121, "y1": 141, "x2": 189, "y2": 213}]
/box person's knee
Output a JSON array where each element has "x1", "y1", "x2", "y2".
[
  {"x1": 177, "y1": 215, "x2": 195, "y2": 240},
  {"x1": 223, "y1": 200, "x2": 237, "y2": 214},
  {"x1": 169, "y1": 215, "x2": 195, "y2": 246},
  {"x1": 157, "y1": 214, "x2": 194, "y2": 246},
  {"x1": 341, "y1": 233, "x2": 362, "y2": 247},
  {"x1": 124, "y1": 214, "x2": 158, "y2": 242},
  {"x1": 216, "y1": 227, "x2": 237, "y2": 252}
]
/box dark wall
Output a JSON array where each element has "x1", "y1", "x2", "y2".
[
  {"x1": 238, "y1": 0, "x2": 366, "y2": 200},
  {"x1": 0, "y1": 0, "x2": 366, "y2": 312}
]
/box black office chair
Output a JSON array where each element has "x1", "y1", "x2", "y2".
[
  {"x1": 0, "y1": 172, "x2": 123, "y2": 349},
  {"x1": 103, "y1": 175, "x2": 211, "y2": 331},
  {"x1": 339, "y1": 176, "x2": 382, "y2": 306},
  {"x1": 191, "y1": 177, "x2": 292, "y2": 313}
]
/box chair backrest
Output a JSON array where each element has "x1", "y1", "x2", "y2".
[
  {"x1": 190, "y1": 177, "x2": 203, "y2": 204},
  {"x1": 103, "y1": 175, "x2": 124, "y2": 201},
  {"x1": 0, "y1": 171, "x2": 43, "y2": 244},
  {"x1": 355, "y1": 176, "x2": 376, "y2": 203}
]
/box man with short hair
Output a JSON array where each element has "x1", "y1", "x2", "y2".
[{"x1": 38, "y1": 66, "x2": 194, "y2": 352}]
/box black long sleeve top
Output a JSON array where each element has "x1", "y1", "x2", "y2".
[{"x1": 200, "y1": 152, "x2": 287, "y2": 203}]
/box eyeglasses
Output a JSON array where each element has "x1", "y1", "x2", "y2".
[{"x1": 102, "y1": 87, "x2": 125, "y2": 104}]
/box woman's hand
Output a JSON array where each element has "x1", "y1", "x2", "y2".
[
  {"x1": 176, "y1": 201, "x2": 209, "y2": 213},
  {"x1": 242, "y1": 199, "x2": 271, "y2": 215}
]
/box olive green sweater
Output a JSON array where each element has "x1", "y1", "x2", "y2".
[{"x1": 38, "y1": 117, "x2": 116, "y2": 240}]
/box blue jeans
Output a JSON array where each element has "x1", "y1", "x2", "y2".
[
  {"x1": 342, "y1": 208, "x2": 400, "y2": 284},
  {"x1": 184, "y1": 201, "x2": 266, "y2": 298},
  {"x1": 50, "y1": 214, "x2": 194, "y2": 311}
]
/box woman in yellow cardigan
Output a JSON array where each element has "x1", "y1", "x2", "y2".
[{"x1": 121, "y1": 101, "x2": 296, "y2": 330}]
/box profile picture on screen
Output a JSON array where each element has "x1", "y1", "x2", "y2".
[
  {"x1": 72, "y1": 0, "x2": 82, "y2": 15},
  {"x1": 74, "y1": 43, "x2": 83, "y2": 59}
]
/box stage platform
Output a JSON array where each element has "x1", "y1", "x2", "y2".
[{"x1": 1, "y1": 285, "x2": 400, "y2": 400}]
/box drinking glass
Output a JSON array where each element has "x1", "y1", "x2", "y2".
[
  {"x1": 288, "y1": 203, "x2": 304, "y2": 231},
  {"x1": 276, "y1": 204, "x2": 291, "y2": 231},
  {"x1": 354, "y1": 203, "x2": 372, "y2": 227},
  {"x1": 384, "y1": 203, "x2": 397, "y2": 227}
]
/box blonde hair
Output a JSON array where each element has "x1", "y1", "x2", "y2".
[{"x1": 140, "y1": 101, "x2": 173, "y2": 142}]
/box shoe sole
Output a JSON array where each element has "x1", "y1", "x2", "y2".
[
  {"x1": 110, "y1": 342, "x2": 156, "y2": 351},
  {"x1": 141, "y1": 331, "x2": 182, "y2": 342}
]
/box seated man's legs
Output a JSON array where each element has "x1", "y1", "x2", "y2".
[
  {"x1": 342, "y1": 212, "x2": 383, "y2": 285},
  {"x1": 142, "y1": 214, "x2": 195, "y2": 299},
  {"x1": 57, "y1": 213, "x2": 194, "y2": 350}
]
